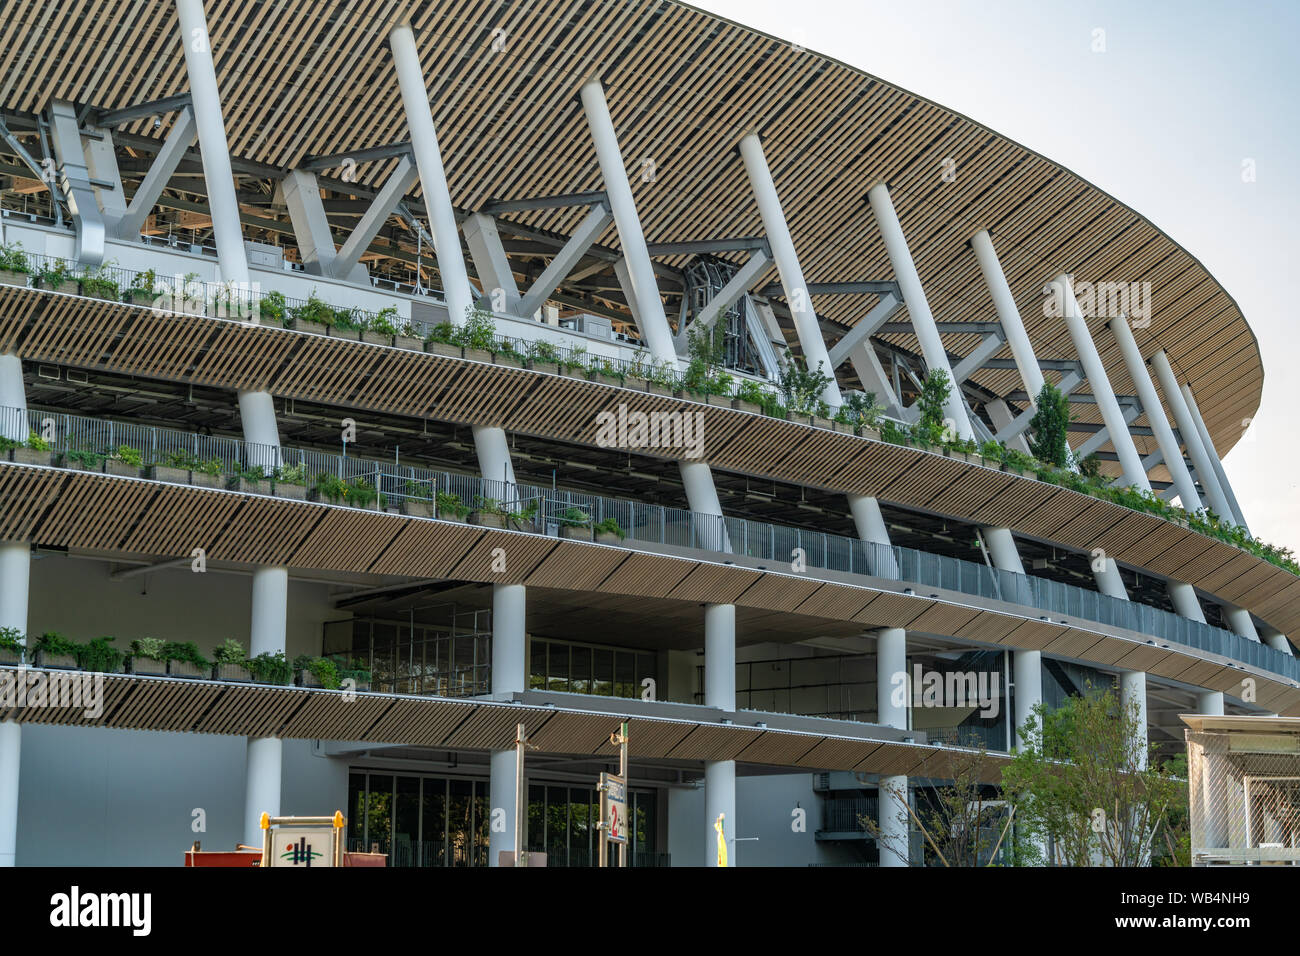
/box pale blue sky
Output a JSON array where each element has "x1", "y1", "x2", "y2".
[{"x1": 696, "y1": 0, "x2": 1300, "y2": 555}]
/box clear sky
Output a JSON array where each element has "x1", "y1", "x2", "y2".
[{"x1": 694, "y1": 0, "x2": 1300, "y2": 556}]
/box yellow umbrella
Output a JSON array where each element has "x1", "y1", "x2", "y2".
[{"x1": 713, "y1": 812, "x2": 728, "y2": 867}]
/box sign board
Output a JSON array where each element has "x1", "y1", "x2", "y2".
[
  {"x1": 267, "y1": 827, "x2": 336, "y2": 867},
  {"x1": 600, "y1": 772, "x2": 628, "y2": 845}
]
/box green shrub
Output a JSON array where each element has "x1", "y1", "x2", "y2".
[
  {"x1": 259, "y1": 290, "x2": 287, "y2": 326},
  {"x1": 0, "y1": 627, "x2": 24, "y2": 654},
  {"x1": 273, "y1": 462, "x2": 306, "y2": 485},
  {"x1": 130, "y1": 637, "x2": 167, "y2": 661},
  {"x1": 293, "y1": 654, "x2": 340, "y2": 690},
  {"x1": 594, "y1": 517, "x2": 625, "y2": 538},
  {"x1": 526, "y1": 340, "x2": 562, "y2": 364},
  {"x1": 427, "y1": 321, "x2": 456, "y2": 345},
  {"x1": 333, "y1": 656, "x2": 371, "y2": 687},
  {"x1": 212, "y1": 638, "x2": 247, "y2": 665},
  {"x1": 557, "y1": 506, "x2": 591, "y2": 528},
  {"x1": 25, "y1": 430, "x2": 50, "y2": 451},
  {"x1": 247, "y1": 650, "x2": 292, "y2": 685},
  {"x1": 289, "y1": 293, "x2": 336, "y2": 326},
  {"x1": 35, "y1": 631, "x2": 82, "y2": 657},
  {"x1": 436, "y1": 490, "x2": 470, "y2": 518},
  {"x1": 163, "y1": 641, "x2": 209, "y2": 667},
  {"x1": 79, "y1": 263, "x2": 121, "y2": 299},
  {"x1": 115, "y1": 445, "x2": 144, "y2": 467},
  {"x1": 0, "y1": 242, "x2": 30, "y2": 273},
  {"x1": 777, "y1": 350, "x2": 833, "y2": 415},
  {"x1": 36, "y1": 260, "x2": 72, "y2": 288},
  {"x1": 453, "y1": 306, "x2": 498, "y2": 351},
  {"x1": 369, "y1": 306, "x2": 401, "y2": 336},
  {"x1": 64, "y1": 449, "x2": 103, "y2": 469},
  {"x1": 912, "y1": 368, "x2": 953, "y2": 446},
  {"x1": 128, "y1": 268, "x2": 158, "y2": 297},
  {"x1": 78, "y1": 637, "x2": 123, "y2": 673},
  {"x1": 1028, "y1": 382, "x2": 1072, "y2": 468}
]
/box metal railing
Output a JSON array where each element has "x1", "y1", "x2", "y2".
[
  {"x1": 821, "y1": 796, "x2": 878, "y2": 833},
  {"x1": 4, "y1": 404, "x2": 1296, "y2": 684}
]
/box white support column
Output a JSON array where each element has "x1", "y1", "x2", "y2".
[
  {"x1": 1108, "y1": 318, "x2": 1202, "y2": 511},
  {"x1": 971, "y1": 230, "x2": 1044, "y2": 399},
  {"x1": 1197, "y1": 690, "x2": 1225, "y2": 716},
  {"x1": 1168, "y1": 582, "x2": 1205, "y2": 623},
  {"x1": 0, "y1": 539, "x2": 30, "y2": 868},
  {"x1": 1149, "y1": 351, "x2": 1234, "y2": 521},
  {"x1": 237, "y1": 389, "x2": 281, "y2": 472},
  {"x1": 248, "y1": 566, "x2": 288, "y2": 658},
  {"x1": 390, "y1": 22, "x2": 473, "y2": 324},
  {"x1": 488, "y1": 582, "x2": 526, "y2": 867},
  {"x1": 117, "y1": 107, "x2": 197, "y2": 240},
  {"x1": 472, "y1": 424, "x2": 517, "y2": 493},
  {"x1": 703, "y1": 603, "x2": 737, "y2": 866},
  {"x1": 1093, "y1": 557, "x2": 1129, "y2": 601},
  {"x1": 1260, "y1": 626, "x2": 1292, "y2": 656},
  {"x1": 280, "y1": 169, "x2": 338, "y2": 275},
  {"x1": 986, "y1": 399, "x2": 1031, "y2": 453},
  {"x1": 869, "y1": 183, "x2": 969, "y2": 438},
  {"x1": 1223, "y1": 607, "x2": 1260, "y2": 643},
  {"x1": 175, "y1": 0, "x2": 248, "y2": 284},
  {"x1": 463, "y1": 213, "x2": 521, "y2": 312},
  {"x1": 950, "y1": 333, "x2": 1006, "y2": 386},
  {"x1": 1013, "y1": 649, "x2": 1043, "y2": 750},
  {"x1": 0, "y1": 354, "x2": 27, "y2": 440},
  {"x1": 739, "y1": 134, "x2": 838, "y2": 406},
  {"x1": 83, "y1": 124, "x2": 126, "y2": 235},
  {"x1": 1120, "y1": 671, "x2": 1148, "y2": 771},
  {"x1": 1181, "y1": 384, "x2": 1249, "y2": 531},
  {"x1": 875, "y1": 626, "x2": 909, "y2": 866},
  {"x1": 580, "y1": 79, "x2": 676, "y2": 362},
  {"x1": 47, "y1": 100, "x2": 107, "y2": 267},
  {"x1": 1052, "y1": 275, "x2": 1148, "y2": 489},
  {"x1": 244, "y1": 564, "x2": 287, "y2": 847}
]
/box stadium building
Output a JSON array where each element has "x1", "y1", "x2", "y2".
[{"x1": 0, "y1": 0, "x2": 1294, "y2": 867}]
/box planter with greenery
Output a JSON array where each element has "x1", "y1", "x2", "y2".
[
  {"x1": 469, "y1": 496, "x2": 508, "y2": 529},
  {"x1": 393, "y1": 319, "x2": 424, "y2": 352},
  {"x1": 148, "y1": 450, "x2": 195, "y2": 484},
  {"x1": 732, "y1": 380, "x2": 766, "y2": 415},
  {"x1": 35, "y1": 261, "x2": 78, "y2": 295},
  {"x1": 594, "y1": 518, "x2": 625, "y2": 546},
  {"x1": 424, "y1": 321, "x2": 462, "y2": 358},
  {"x1": 165, "y1": 641, "x2": 211, "y2": 678},
  {"x1": 104, "y1": 444, "x2": 144, "y2": 477},
  {"x1": 525, "y1": 340, "x2": 562, "y2": 375},
  {"x1": 557, "y1": 506, "x2": 593, "y2": 541},
  {"x1": 362, "y1": 306, "x2": 401, "y2": 346},
  {"x1": 13, "y1": 431, "x2": 53, "y2": 466},
  {"x1": 176, "y1": 274, "x2": 206, "y2": 316},
  {"x1": 403, "y1": 479, "x2": 435, "y2": 517},
  {"x1": 33, "y1": 632, "x2": 81, "y2": 669},
  {"x1": 294, "y1": 654, "x2": 341, "y2": 689},
  {"x1": 287, "y1": 293, "x2": 332, "y2": 335},
  {"x1": 79, "y1": 264, "x2": 121, "y2": 302},
  {"x1": 257, "y1": 290, "x2": 287, "y2": 328},
  {"x1": 211, "y1": 638, "x2": 253, "y2": 681},
  {"x1": 493, "y1": 345, "x2": 526, "y2": 369},
  {"x1": 189, "y1": 456, "x2": 225, "y2": 489},
  {"x1": 61, "y1": 449, "x2": 103, "y2": 472},
  {"x1": 0, "y1": 627, "x2": 24, "y2": 665},
  {"x1": 227, "y1": 464, "x2": 271, "y2": 495},
  {"x1": 559, "y1": 346, "x2": 590, "y2": 382},
  {"x1": 453, "y1": 307, "x2": 499, "y2": 363},
  {"x1": 436, "y1": 490, "x2": 469, "y2": 522},
  {"x1": 326, "y1": 306, "x2": 364, "y2": 342},
  {"x1": 247, "y1": 650, "x2": 293, "y2": 686},
  {"x1": 310, "y1": 474, "x2": 378, "y2": 509},
  {"x1": 128, "y1": 637, "x2": 169, "y2": 676},
  {"x1": 0, "y1": 242, "x2": 31, "y2": 287},
  {"x1": 271, "y1": 462, "x2": 308, "y2": 500},
  {"x1": 78, "y1": 636, "x2": 125, "y2": 674},
  {"x1": 335, "y1": 656, "x2": 372, "y2": 692},
  {"x1": 125, "y1": 268, "x2": 159, "y2": 307}
]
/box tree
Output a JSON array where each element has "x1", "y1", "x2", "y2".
[
  {"x1": 1001, "y1": 682, "x2": 1187, "y2": 866},
  {"x1": 863, "y1": 748, "x2": 1016, "y2": 866},
  {"x1": 1028, "y1": 381, "x2": 1071, "y2": 467},
  {"x1": 913, "y1": 368, "x2": 953, "y2": 445}
]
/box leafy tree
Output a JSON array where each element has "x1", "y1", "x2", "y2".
[
  {"x1": 776, "y1": 350, "x2": 832, "y2": 415},
  {"x1": 1001, "y1": 682, "x2": 1186, "y2": 866},
  {"x1": 1028, "y1": 382, "x2": 1071, "y2": 467},
  {"x1": 913, "y1": 368, "x2": 953, "y2": 445}
]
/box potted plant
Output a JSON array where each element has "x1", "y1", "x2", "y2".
[
  {"x1": 125, "y1": 268, "x2": 159, "y2": 307},
  {"x1": 436, "y1": 490, "x2": 469, "y2": 522},
  {"x1": 732, "y1": 380, "x2": 766, "y2": 415},
  {"x1": 79, "y1": 263, "x2": 121, "y2": 302},
  {"x1": 403, "y1": 478, "x2": 435, "y2": 517},
  {"x1": 287, "y1": 293, "x2": 332, "y2": 336},
  {"x1": 165, "y1": 641, "x2": 210, "y2": 678},
  {"x1": 587, "y1": 357, "x2": 624, "y2": 388},
  {"x1": 227, "y1": 463, "x2": 271, "y2": 495},
  {"x1": 559, "y1": 348, "x2": 590, "y2": 381},
  {"x1": 148, "y1": 450, "x2": 195, "y2": 485},
  {"x1": 350, "y1": 479, "x2": 379, "y2": 510},
  {"x1": 61, "y1": 448, "x2": 104, "y2": 472},
  {"x1": 294, "y1": 654, "x2": 340, "y2": 689},
  {"x1": 493, "y1": 342, "x2": 526, "y2": 370},
  {"x1": 271, "y1": 462, "x2": 308, "y2": 500},
  {"x1": 454, "y1": 306, "x2": 498, "y2": 363},
  {"x1": 470, "y1": 495, "x2": 508, "y2": 529},
  {"x1": 78, "y1": 636, "x2": 124, "y2": 674},
  {"x1": 259, "y1": 290, "x2": 287, "y2": 328},
  {"x1": 0, "y1": 242, "x2": 31, "y2": 287},
  {"x1": 246, "y1": 650, "x2": 293, "y2": 686},
  {"x1": 190, "y1": 456, "x2": 225, "y2": 489},
  {"x1": 35, "y1": 260, "x2": 78, "y2": 295},
  {"x1": 13, "y1": 431, "x2": 53, "y2": 466},
  {"x1": 424, "y1": 321, "x2": 462, "y2": 358},
  {"x1": 329, "y1": 305, "x2": 364, "y2": 341},
  {"x1": 0, "y1": 627, "x2": 25, "y2": 665},
  {"x1": 34, "y1": 632, "x2": 81, "y2": 669},
  {"x1": 393, "y1": 319, "x2": 424, "y2": 352},
  {"x1": 557, "y1": 506, "x2": 593, "y2": 541},
  {"x1": 645, "y1": 360, "x2": 677, "y2": 396},
  {"x1": 334, "y1": 656, "x2": 372, "y2": 692},
  {"x1": 128, "y1": 637, "x2": 169, "y2": 676},
  {"x1": 594, "y1": 517, "x2": 625, "y2": 546},
  {"x1": 105, "y1": 444, "x2": 145, "y2": 477},
  {"x1": 526, "y1": 339, "x2": 562, "y2": 375},
  {"x1": 364, "y1": 306, "x2": 401, "y2": 346},
  {"x1": 211, "y1": 638, "x2": 253, "y2": 681}
]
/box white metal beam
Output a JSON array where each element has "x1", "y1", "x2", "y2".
[
  {"x1": 676, "y1": 250, "x2": 771, "y2": 347},
  {"x1": 331, "y1": 156, "x2": 419, "y2": 282},
  {"x1": 280, "y1": 169, "x2": 337, "y2": 275},
  {"x1": 516, "y1": 203, "x2": 613, "y2": 319},
  {"x1": 827, "y1": 294, "x2": 901, "y2": 368},
  {"x1": 116, "y1": 106, "x2": 197, "y2": 240},
  {"x1": 463, "y1": 211, "x2": 521, "y2": 311}
]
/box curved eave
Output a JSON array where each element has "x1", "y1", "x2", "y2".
[{"x1": 0, "y1": 0, "x2": 1262, "y2": 456}]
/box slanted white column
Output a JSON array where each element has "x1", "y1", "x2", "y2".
[
  {"x1": 579, "y1": 79, "x2": 676, "y2": 362},
  {"x1": 971, "y1": 230, "x2": 1046, "y2": 401},
  {"x1": 488, "y1": 583, "x2": 526, "y2": 867},
  {"x1": 174, "y1": 0, "x2": 249, "y2": 285},
  {"x1": 1261, "y1": 627, "x2": 1292, "y2": 656},
  {"x1": 0, "y1": 538, "x2": 29, "y2": 868},
  {"x1": 1120, "y1": 671, "x2": 1148, "y2": 771},
  {"x1": 868, "y1": 183, "x2": 969, "y2": 438},
  {"x1": 1108, "y1": 318, "x2": 1201, "y2": 510},
  {"x1": 703, "y1": 602, "x2": 736, "y2": 866},
  {"x1": 472, "y1": 424, "x2": 517, "y2": 492},
  {"x1": 1052, "y1": 275, "x2": 1147, "y2": 489},
  {"x1": 1013, "y1": 649, "x2": 1043, "y2": 750},
  {"x1": 875, "y1": 627, "x2": 909, "y2": 866},
  {"x1": 390, "y1": 22, "x2": 474, "y2": 324},
  {"x1": 464, "y1": 213, "x2": 521, "y2": 312},
  {"x1": 0, "y1": 354, "x2": 26, "y2": 440},
  {"x1": 1181, "y1": 384, "x2": 1249, "y2": 531},
  {"x1": 1094, "y1": 557, "x2": 1129, "y2": 601},
  {"x1": 237, "y1": 390, "x2": 281, "y2": 472},
  {"x1": 739, "y1": 134, "x2": 838, "y2": 406},
  {"x1": 1149, "y1": 351, "x2": 1234, "y2": 521},
  {"x1": 1197, "y1": 690, "x2": 1225, "y2": 716},
  {"x1": 1168, "y1": 583, "x2": 1206, "y2": 623},
  {"x1": 1223, "y1": 607, "x2": 1260, "y2": 643}
]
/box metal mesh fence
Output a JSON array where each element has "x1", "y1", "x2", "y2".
[{"x1": 1187, "y1": 726, "x2": 1300, "y2": 865}]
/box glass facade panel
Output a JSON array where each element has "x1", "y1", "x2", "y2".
[{"x1": 531, "y1": 638, "x2": 657, "y2": 700}]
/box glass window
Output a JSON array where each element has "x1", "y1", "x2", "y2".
[
  {"x1": 527, "y1": 784, "x2": 546, "y2": 854},
  {"x1": 615, "y1": 651, "x2": 635, "y2": 698},
  {"x1": 421, "y1": 777, "x2": 446, "y2": 867},
  {"x1": 530, "y1": 640, "x2": 547, "y2": 690},
  {"x1": 571, "y1": 646, "x2": 592, "y2": 695},
  {"x1": 473, "y1": 780, "x2": 490, "y2": 868},
  {"x1": 546, "y1": 785, "x2": 568, "y2": 866},
  {"x1": 593, "y1": 648, "x2": 614, "y2": 696},
  {"x1": 547, "y1": 644, "x2": 569, "y2": 693},
  {"x1": 365, "y1": 774, "x2": 393, "y2": 857},
  {"x1": 447, "y1": 780, "x2": 474, "y2": 868},
  {"x1": 393, "y1": 775, "x2": 420, "y2": 867},
  {"x1": 347, "y1": 773, "x2": 366, "y2": 852}
]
